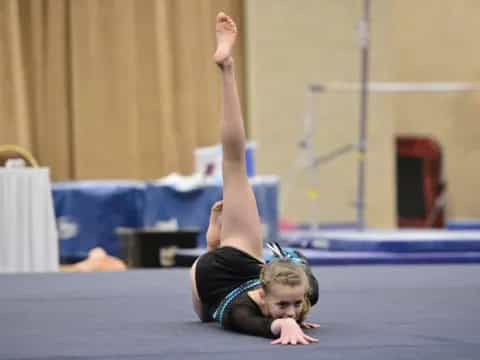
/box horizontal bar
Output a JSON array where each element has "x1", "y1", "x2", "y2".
[{"x1": 309, "y1": 82, "x2": 480, "y2": 93}]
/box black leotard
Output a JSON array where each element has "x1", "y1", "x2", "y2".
[
  {"x1": 195, "y1": 246, "x2": 262, "y2": 317},
  {"x1": 195, "y1": 246, "x2": 318, "y2": 338}
]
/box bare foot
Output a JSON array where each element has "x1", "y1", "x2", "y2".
[
  {"x1": 206, "y1": 200, "x2": 223, "y2": 250},
  {"x1": 213, "y1": 12, "x2": 237, "y2": 66}
]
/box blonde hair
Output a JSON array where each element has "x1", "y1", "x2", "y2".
[{"x1": 260, "y1": 259, "x2": 311, "y2": 322}]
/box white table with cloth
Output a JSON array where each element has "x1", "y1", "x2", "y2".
[{"x1": 0, "y1": 168, "x2": 59, "y2": 273}]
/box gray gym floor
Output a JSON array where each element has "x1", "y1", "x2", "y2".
[{"x1": 1, "y1": 265, "x2": 479, "y2": 359}]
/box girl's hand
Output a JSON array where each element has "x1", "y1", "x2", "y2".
[
  {"x1": 271, "y1": 318, "x2": 319, "y2": 345},
  {"x1": 301, "y1": 321, "x2": 321, "y2": 329}
]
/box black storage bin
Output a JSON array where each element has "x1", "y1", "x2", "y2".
[{"x1": 117, "y1": 228, "x2": 198, "y2": 268}]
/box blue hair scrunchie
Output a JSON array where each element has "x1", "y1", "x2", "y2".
[{"x1": 265, "y1": 242, "x2": 308, "y2": 265}]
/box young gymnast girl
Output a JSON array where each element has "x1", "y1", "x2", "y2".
[{"x1": 190, "y1": 12, "x2": 319, "y2": 345}]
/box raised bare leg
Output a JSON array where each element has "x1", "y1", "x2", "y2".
[
  {"x1": 214, "y1": 12, "x2": 263, "y2": 261},
  {"x1": 190, "y1": 12, "x2": 263, "y2": 321}
]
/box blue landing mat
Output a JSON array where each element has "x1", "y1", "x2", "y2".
[
  {"x1": 297, "y1": 249, "x2": 480, "y2": 265},
  {"x1": 279, "y1": 229, "x2": 480, "y2": 252},
  {"x1": 175, "y1": 248, "x2": 480, "y2": 266},
  {"x1": 447, "y1": 220, "x2": 480, "y2": 230}
]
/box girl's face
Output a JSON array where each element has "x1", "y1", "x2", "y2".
[{"x1": 264, "y1": 283, "x2": 306, "y2": 320}]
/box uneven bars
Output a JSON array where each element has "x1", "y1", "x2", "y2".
[{"x1": 309, "y1": 82, "x2": 480, "y2": 93}]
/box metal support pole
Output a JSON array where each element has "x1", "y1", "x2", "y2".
[
  {"x1": 357, "y1": 0, "x2": 371, "y2": 229},
  {"x1": 304, "y1": 88, "x2": 318, "y2": 229}
]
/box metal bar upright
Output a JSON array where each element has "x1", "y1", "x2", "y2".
[{"x1": 357, "y1": 0, "x2": 371, "y2": 229}]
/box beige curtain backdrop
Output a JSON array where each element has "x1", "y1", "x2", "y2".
[{"x1": 0, "y1": 0, "x2": 245, "y2": 180}]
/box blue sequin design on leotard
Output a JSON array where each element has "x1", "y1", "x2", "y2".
[{"x1": 212, "y1": 279, "x2": 262, "y2": 327}]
